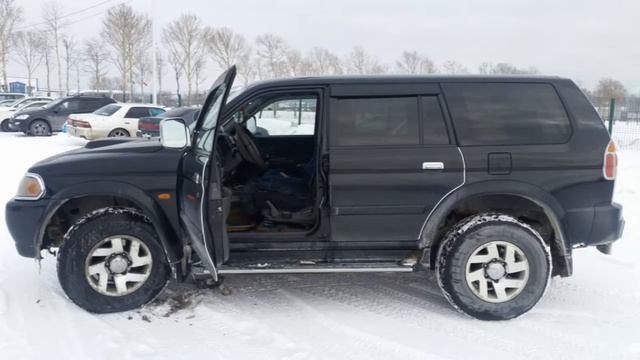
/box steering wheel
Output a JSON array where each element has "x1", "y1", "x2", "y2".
[{"x1": 233, "y1": 122, "x2": 266, "y2": 169}]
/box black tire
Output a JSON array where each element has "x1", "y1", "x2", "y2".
[
  {"x1": 108, "y1": 128, "x2": 130, "y2": 137},
  {"x1": 57, "y1": 208, "x2": 170, "y2": 313},
  {"x1": 436, "y1": 213, "x2": 551, "y2": 320},
  {"x1": 1, "y1": 119, "x2": 10, "y2": 132},
  {"x1": 29, "y1": 120, "x2": 51, "y2": 136}
]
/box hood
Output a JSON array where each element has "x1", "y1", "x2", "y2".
[
  {"x1": 13, "y1": 106, "x2": 47, "y2": 117},
  {"x1": 29, "y1": 137, "x2": 183, "y2": 182}
]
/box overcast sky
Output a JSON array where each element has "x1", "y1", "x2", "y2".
[{"x1": 9, "y1": 0, "x2": 640, "y2": 93}]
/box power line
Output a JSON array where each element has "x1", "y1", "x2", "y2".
[{"x1": 14, "y1": 0, "x2": 120, "y2": 32}]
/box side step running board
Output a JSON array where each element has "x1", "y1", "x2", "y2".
[{"x1": 194, "y1": 262, "x2": 415, "y2": 277}]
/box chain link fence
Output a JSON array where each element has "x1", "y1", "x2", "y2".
[{"x1": 589, "y1": 96, "x2": 640, "y2": 150}]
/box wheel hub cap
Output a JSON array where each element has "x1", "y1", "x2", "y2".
[
  {"x1": 106, "y1": 253, "x2": 130, "y2": 274},
  {"x1": 485, "y1": 261, "x2": 507, "y2": 281},
  {"x1": 84, "y1": 235, "x2": 153, "y2": 297},
  {"x1": 465, "y1": 241, "x2": 530, "y2": 303}
]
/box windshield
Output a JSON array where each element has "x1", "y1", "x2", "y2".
[{"x1": 93, "y1": 104, "x2": 121, "y2": 116}]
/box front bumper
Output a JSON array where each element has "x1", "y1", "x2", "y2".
[
  {"x1": 8, "y1": 118, "x2": 29, "y2": 132},
  {"x1": 5, "y1": 198, "x2": 50, "y2": 258}
]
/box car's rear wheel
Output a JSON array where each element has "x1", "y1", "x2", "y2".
[
  {"x1": 29, "y1": 120, "x2": 51, "y2": 136},
  {"x1": 108, "y1": 128, "x2": 130, "y2": 137},
  {"x1": 1, "y1": 119, "x2": 10, "y2": 132},
  {"x1": 57, "y1": 208, "x2": 170, "y2": 313},
  {"x1": 436, "y1": 213, "x2": 551, "y2": 320}
]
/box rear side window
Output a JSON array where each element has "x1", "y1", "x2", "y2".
[
  {"x1": 94, "y1": 104, "x2": 121, "y2": 116},
  {"x1": 149, "y1": 107, "x2": 165, "y2": 116},
  {"x1": 443, "y1": 83, "x2": 571, "y2": 145},
  {"x1": 332, "y1": 97, "x2": 419, "y2": 146},
  {"x1": 125, "y1": 107, "x2": 154, "y2": 118}
]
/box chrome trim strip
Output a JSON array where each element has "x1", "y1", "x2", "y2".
[
  {"x1": 418, "y1": 147, "x2": 466, "y2": 239},
  {"x1": 218, "y1": 267, "x2": 414, "y2": 275},
  {"x1": 199, "y1": 158, "x2": 218, "y2": 281}
]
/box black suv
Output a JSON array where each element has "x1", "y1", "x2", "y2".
[
  {"x1": 5, "y1": 67, "x2": 624, "y2": 320},
  {"x1": 8, "y1": 95, "x2": 116, "y2": 136}
]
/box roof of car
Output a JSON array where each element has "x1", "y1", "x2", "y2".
[{"x1": 243, "y1": 74, "x2": 568, "y2": 89}]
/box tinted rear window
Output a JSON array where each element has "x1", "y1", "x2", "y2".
[
  {"x1": 332, "y1": 97, "x2": 419, "y2": 146},
  {"x1": 94, "y1": 104, "x2": 121, "y2": 116},
  {"x1": 421, "y1": 96, "x2": 449, "y2": 145},
  {"x1": 443, "y1": 83, "x2": 571, "y2": 146}
]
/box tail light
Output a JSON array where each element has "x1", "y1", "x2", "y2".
[
  {"x1": 73, "y1": 120, "x2": 92, "y2": 129},
  {"x1": 603, "y1": 141, "x2": 617, "y2": 180},
  {"x1": 139, "y1": 120, "x2": 159, "y2": 130}
]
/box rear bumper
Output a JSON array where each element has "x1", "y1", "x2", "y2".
[
  {"x1": 67, "y1": 125, "x2": 94, "y2": 139},
  {"x1": 588, "y1": 202, "x2": 624, "y2": 246},
  {"x1": 5, "y1": 198, "x2": 50, "y2": 258},
  {"x1": 566, "y1": 202, "x2": 624, "y2": 249}
]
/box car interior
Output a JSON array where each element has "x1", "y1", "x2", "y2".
[{"x1": 215, "y1": 92, "x2": 321, "y2": 235}]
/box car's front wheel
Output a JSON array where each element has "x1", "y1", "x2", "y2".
[
  {"x1": 57, "y1": 208, "x2": 170, "y2": 313},
  {"x1": 29, "y1": 120, "x2": 51, "y2": 136},
  {"x1": 436, "y1": 213, "x2": 551, "y2": 320},
  {"x1": 1, "y1": 119, "x2": 10, "y2": 132}
]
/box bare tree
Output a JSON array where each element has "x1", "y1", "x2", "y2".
[
  {"x1": 307, "y1": 47, "x2": 342, "y2": 75},
  {"x1": 595, "y1": 78, "x2": 627, "y2": 100},
  {"x1": 83, "y1": 38, "x2": 109, "y2": 90},
  {"x1": 477, "y1": 62, "x2": 539, "y2": 75},
  {"x1": 163, "y1": 14, "x2": 205, "y2": 105},
  {"x1": 166, "y1": 44, "x2": 183, "y2": 104},
  {"x1": 0, "y1": 0, "x2": 23, "y2": 91},
  {"x1": 135, "y1": 53, "x2": 151, "y2": 101},
  {"x1": 42, "y1": 1, "x2": 66, "y2": 91},
  {"x1": 236, "y1": 51, "x2": 257, "y2": 85},
  {"x1": 12, "y1": 31, "x2": 43, "y2": 95},
  {"x1": 396, "y1": 51, "x2": 436, "y2": 74},
  {"x1": 62, "y1": 35, "x2": 76, "y2": 94},
  {"x1": 102, "y1": 4, "x2": 149, "y2": 102},
  {"x1": 156, "y1": 52, "x2": 164, "y2": 99},
  {"x1": 285, "y1": 49, "x2": 312, "y2": 76},
  {"x1": 255, "y1": 33, "x2": 289, "y2": 78},
  {"x1": 205, "y1": 27, "x2": 249, "y2": 70},
  {"x1": 42, "y1": 37, "x2": 53, "y2": 96},
  {"x1": 193, "y1": 57, "x2": 206, "y2": 96},
  {"x1": 442, "y1": 60, "x2": 468, "y2": 74},
  {"x1": 345, "y1": 46, "x2": 386, "y2": 75}
]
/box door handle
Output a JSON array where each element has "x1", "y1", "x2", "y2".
[
  {"x1": 422, "y1": 162, "x2": 444, "y2": 170},
  {"x1": 192, "y1": 172, "x2": 201, "y2": 184}
]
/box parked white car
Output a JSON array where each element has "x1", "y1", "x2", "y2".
[
  {"x1": 0, "y1": 97, "x2": 52, "y2": 132},
  {"x1": 67, "y1": 103, "x2": 165, "y2": 140}
]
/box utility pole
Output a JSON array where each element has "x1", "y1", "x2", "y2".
[{"x1": 151, "y1": 0, "x2": 158, "y2": 104}]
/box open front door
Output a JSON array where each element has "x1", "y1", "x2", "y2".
[{"x1": 178, "y1": 66, "x2": 236, "y2": 281}]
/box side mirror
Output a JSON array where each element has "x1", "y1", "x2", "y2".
[
  {"x1": 52, "y1": 107, "x2": 59, "y2": 113},
  {"x1": 246, "y1": 116, "x2": 257, "y2": 133},
  {"x1": 160, "y1": 118, "x2": 190, "y2": 149}
]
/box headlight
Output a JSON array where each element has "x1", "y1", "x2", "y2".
[
  {"x1": 15, "y1": 114, "x2": 29, "y2": 120},
  {"x1": 15, "y1": 173, "x2": 45, "y2": 200}
]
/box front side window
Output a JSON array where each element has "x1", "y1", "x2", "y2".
[
  {"x1": 194, "y1": 85, "x2": 227, "y2": 153},
  {"x1": 248, "y1": 97, "x2": 317, "y2": 136},
  {"x1": 331, "y1": 97, "x2": 419, "y2": 147},
  {"x1": 443, "y1": 83, "x2": 571, "y2": 146}
]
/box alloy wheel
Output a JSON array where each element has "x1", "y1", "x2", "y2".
[
  {"x1": 465, "y1": 240, "x2": 530, "y2": 303},
  {"x1": 84, "y1": 235, "x2": 153, "y2": 297}
]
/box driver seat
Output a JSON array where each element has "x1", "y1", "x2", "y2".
[{"x1": 242, "y1": 154, "x2": 316, "y2": 216}]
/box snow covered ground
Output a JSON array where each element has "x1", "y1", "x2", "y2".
[{"x1": 0, "y1": 131, "x2": 639, "y2": 360}]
